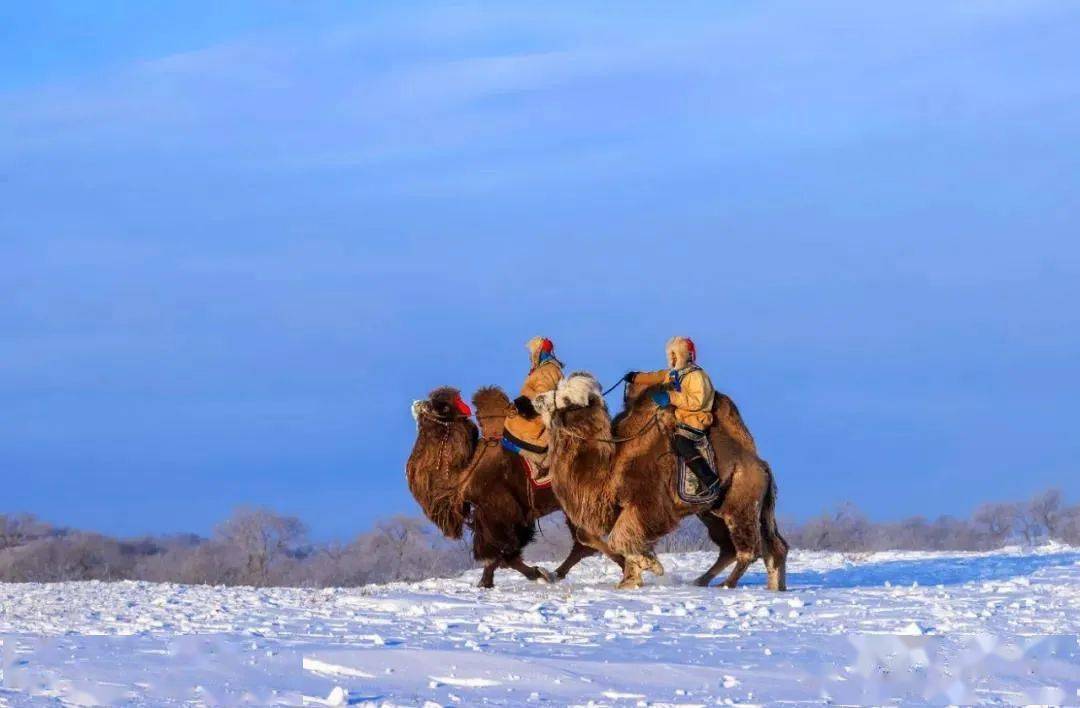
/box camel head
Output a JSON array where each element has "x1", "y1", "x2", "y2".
[
  {"x1": 472, "y1": 386, "x2": 511, "y2": 438},
  {"x1": 534, "y1": 372, "x2": 605, "y2": 429},
  {"x1": 406, "y1": 387, "x2": 478, "y2": 540},
  {"x1": 412, "y1": 386, "x2": 473, "y2": 427}
]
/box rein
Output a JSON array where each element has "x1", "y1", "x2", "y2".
[{"x1": 600, "y1": 379, "x2": 625, "y2": 397}]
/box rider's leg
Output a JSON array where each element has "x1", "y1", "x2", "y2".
[{"x1": 673, "y1": 434, "x2": 719, "y2": 489}]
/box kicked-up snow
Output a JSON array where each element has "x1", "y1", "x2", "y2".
[{"x1": 1, "y1": 546, "x2": 1079, "y2": 705}]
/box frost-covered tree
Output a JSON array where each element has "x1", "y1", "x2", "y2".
[
  {"x1": 0, "y1": 513, "x2": 52, "y2": 550},
  {"x1": 1027, "y1": 489, "x2": 1063, "y2": 539},
  {"x1": 215, "y1": 507, "x2": 307, "y2": 586},
  {"x1": 972, "y1": 502, "x2": 1017, "y2": 546}
]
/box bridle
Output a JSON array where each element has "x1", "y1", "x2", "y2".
[{"x1": 414, "y1": 405, "x2": 461, "y2": 483}]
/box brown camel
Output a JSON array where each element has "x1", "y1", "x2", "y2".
[
  {"x1": 407, "y1": 386, "x2": 612, "y2": 588},
  {"x1": 536, "y1": 373, "x2": 787, "y2": 590}
]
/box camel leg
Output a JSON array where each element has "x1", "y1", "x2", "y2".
[
  {"x1": 504, "y1": 554, "x2": 556, "y2": 583},
  {"x1": 641, "y1": 547, "x2": 665, "y2": 577},
  {"x1": 554, "y1": 541, "x2": 598, "y2": 579},
  {"x1": 607, "y1": 507, "x2": 647, "y2": 558},
  {"x1": 608, "y1": 507, "x2": 665, "y2": 580},
  {"x1": 719, "y1": 506, "x2": 762, "y2": 590},
  {"x1": 694, "y1": 511, "x2": 736, "y2": 587},
  {"x1": 572, "y1": 527, "x2": 627, "y2": 571},
  {"x1": 616, "y1": 555, "x2": 646, "y2": 590},
  {"x1": 477, "y1": 561, "x2": 498, "y2": 589},
  {"x1": 696, "y1": 547, "x2": 736, "y2": 587},
  {"x1": 761, "y1": 520, "x2": 789, "y2": 592}
]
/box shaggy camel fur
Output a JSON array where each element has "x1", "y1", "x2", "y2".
[
  {"x1": 407, "y1": 386, "x2": 609, "y2": 588},
  {"x1": 536, "y1": 373, "x2": 787, "y2": 590}
]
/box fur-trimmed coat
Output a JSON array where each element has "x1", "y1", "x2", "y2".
[
  {"x1": 505, "y1": 359, "x2": 563, "y2": 446},
  {"x1": 634, "y1": 337, "x2": 714, "y2": 430},
  {"x1": 634, "y1": 366, "x2": 715, "y2": 430}
]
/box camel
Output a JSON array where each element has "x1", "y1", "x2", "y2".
[
  {"x1": 407, "y1": 386, "x2": 614, "y2": 588},
  {"x1": 535, "y1": 373, "x2": 788, "y2": 590}
]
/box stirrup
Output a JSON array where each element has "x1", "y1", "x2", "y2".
[{"x1": 683, "y1": 477, "x2": 721, "y2": 504}]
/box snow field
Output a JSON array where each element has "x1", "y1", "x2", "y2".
[{"x1": 1, "y1": 546, "x2": 1078, "y2": 705}]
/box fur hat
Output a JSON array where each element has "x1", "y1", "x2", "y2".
[
  {"x1": 666, "y1": 336, "x2": 696, "y2": 369},
  {"x1": 527, "y1": 336, "x2": 555, "y2": 366}
]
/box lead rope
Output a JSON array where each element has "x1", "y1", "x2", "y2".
[{"x1": 601, "y1": 378, "x2": 624, "y2": 397}]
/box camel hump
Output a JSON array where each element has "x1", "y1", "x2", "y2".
[
  {"x1": 713, "y1": 393, "x2": 756, "y2": 453},
  {"x1": 473, "y1": 386, "x2": 510, "y2": 414},
  {"x1": 472, "y1": 386, "x2": 511, "y2": 438}
]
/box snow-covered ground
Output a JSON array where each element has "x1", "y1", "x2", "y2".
[{"x1": 1, "y1": 546, "x2": 1079, "y2": 706}]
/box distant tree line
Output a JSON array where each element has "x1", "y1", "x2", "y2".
[
  {"x1": 1, "y1": 489, "x2": 1078, "y2": 587},
  {"x1": 0, "y1": 510, "x2": 470, "y2": 587}
]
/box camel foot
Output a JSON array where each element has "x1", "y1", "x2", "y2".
[
  {"x1": 643, "y1": 555, "x2": 665, "y2": 577},
  {"x1": 477, "y1": 578, "x2": 494, "y2": 589},
  {"x1": 693, "y1": 574, "x2": 713, "y2": 587},
  {"x1": 616, "y1": 556, "x2": 647, "y2": 589},
  {"x1": 534, "y1": 566, "x2": 557, "y2": 584}
]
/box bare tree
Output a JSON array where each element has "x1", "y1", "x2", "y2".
[
  {"x1": 215, "y1": 507, "x2": 307, "y2": 586},
  {"x1": 1056, "y1": 505, "x2": 1080, "y2": 545},
  {"x1": 973, "y1": 502, "x2": 1017, "y2": 546},
  {"x1": 0, "y1": 514, "x2": 52, "y2": 550},
  {"x1": 657, "y1": 517, "x2": 714, "y2": 553},
  {"x1": 1014, "y1": 507, "x2": 1045, "y2": 546},
  {"x1": 1028, "y1": 489, "x2": 1063, "y2": 539}
]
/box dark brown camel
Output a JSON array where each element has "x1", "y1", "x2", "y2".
[
  {"x1": 407, "y1": 386, "x2": 610, "y2": 588},
  {"x1": 536, "y1": 373, "x2": 787, "y2": 590}
]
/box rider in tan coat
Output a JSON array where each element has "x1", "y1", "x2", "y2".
[
  {"x1": 502, "y1": 337, "x2": 564, "y2": 465},
  {"x1": 626, "y1": 336, "x2": 720, "y2": 497}
]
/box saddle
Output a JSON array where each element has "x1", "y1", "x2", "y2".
[
  {"x1": 513, "y1": 454, "x2": 552, "y2": 489},
  {"x1": 675, "y1": 428, "x2": 720, "y2": 504}
]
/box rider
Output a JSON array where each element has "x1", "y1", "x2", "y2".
[
  {"x1": 624, "y1": 336, "x2": 720, "y2": 495},
  {"x1": 502, "y1": 336, "x2": 564, "y2": 467}
]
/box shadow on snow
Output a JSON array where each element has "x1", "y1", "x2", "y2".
[{"x1": 715, "y1": 549, "x2": 1080, "y2": 590}]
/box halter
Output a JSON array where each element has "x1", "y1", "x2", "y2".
[{"x1": 413, "y1": 405, "x2": 461, "y2": 491}]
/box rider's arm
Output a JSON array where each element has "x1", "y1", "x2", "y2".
[{"x1": 633, "y1": 369, "x2": 669, "y2": 386}]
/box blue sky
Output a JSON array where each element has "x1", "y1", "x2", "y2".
[{"x1": 3, "y1": 1, "x2": 1079, "y2": 539}]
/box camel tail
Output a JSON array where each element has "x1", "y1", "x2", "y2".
[{"x1": 760, "y1": 460, "x2": 788, "y2": 552}]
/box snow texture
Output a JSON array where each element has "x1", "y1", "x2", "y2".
[{"x1": 2, "y1": 546, "x2": 1079, "y2": 705}]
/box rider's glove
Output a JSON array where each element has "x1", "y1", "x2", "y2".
[{"x1": 651, "y1": 390, "x2": 671, "y2": 407}]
